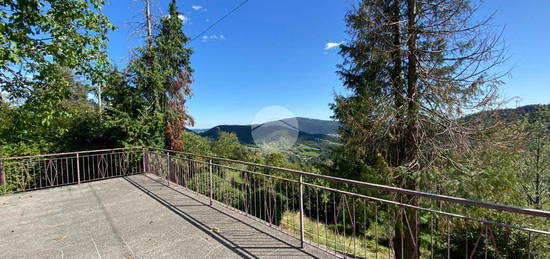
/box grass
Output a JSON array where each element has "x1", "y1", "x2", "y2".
[{"x1": 279, "y1": 211, "x2": 392, "y2": 258}]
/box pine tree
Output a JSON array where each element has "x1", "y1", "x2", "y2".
[
  {"x1": 103, "y1": 0, "x2": 194, "y2": 150},
  {"x1": 125, "y1": 45, "x2": 166, "y2": 148},
  {"x1": 155, "y1": 0, "x2": 194, "y2": 151},
  {"x1": 332, "y1": 0, "x2": 506, "y2": 257},
  {"x1": 519, "y1": 109, "x2": 550, "y2": 210},
  {"x1": 102, "y1": 68, "x2": 152, "y2": 147}
]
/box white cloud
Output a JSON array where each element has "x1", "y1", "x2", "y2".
[
  {"x1": 178, "y1": 14, "x2": 190, "y2": 23},
  {"x1": 325, "y1": 41, "x2": 345, "y2": 50},
  {"x1": 192, "y1": 5, "x2": 207, "y2": 11},
  {"x1": 164, "y1": 14, "x2": 190, "y2": 24},
  {"x1": 201, "y1": 34, "x2": 226, "y2": 42}
]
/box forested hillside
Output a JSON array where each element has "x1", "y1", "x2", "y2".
[
  {"x1": 465, "y1": 104, "x2": 550, "y2": 124},
  {"x1": 195, "y1": 117, "x2": 341, "y2": 162},
  {"x1": 199, "y1": 117, "x2": 340, "y2": 143}
]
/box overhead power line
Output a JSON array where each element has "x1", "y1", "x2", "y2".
[{"x1": 190, "y1": 0, "x2": 250, "y2": 42}]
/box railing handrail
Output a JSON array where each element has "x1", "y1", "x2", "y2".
[
  {"x1": 147, "y1": 147, "x2": 550, "y2": 219},
  {"x1": 0, "y1": 146, "x2": 143, "y2": 161}
]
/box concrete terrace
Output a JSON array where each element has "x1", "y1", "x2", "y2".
[{"x1": 0, "y1": 174, "x2": 334, "y2": 259}]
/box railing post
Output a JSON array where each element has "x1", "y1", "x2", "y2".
[
  {"x1": 0, "y1": 159, "x2": 5, "y2": 190},
  {"x1": 166, "y1": 152, "x2": 170, "y2": 186},
  {"x1": 209, "y1": 159, "x2": 213, "y2": 206},
  {"x1": 299, "y1": 175, "x2": 305, "y2": 248},
  {"x1": 76, "y1": 153, "x2": 81, "y2": 184},
  {"x1": 142, "y1": 148, "x2": 147, "y2": 173}
]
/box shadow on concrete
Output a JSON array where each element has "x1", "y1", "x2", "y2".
[{"x1": 124, "y1": 174, "x2": 328, "y2": 258}]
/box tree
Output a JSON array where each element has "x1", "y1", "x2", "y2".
[
  {"x1": 0, "y1": 0, "x2": 115, "y2": 101},
  {"x1": 0, "y1": 67, "x2": 97, "y2": 155},
  {"x1": 0, "y1": 100, "x2": 12, "y2": 153},
  {"x1": 102, "y1": 65, "x2": 158, "y2": 147},
  {"x1": 211, "y1": 132, "x2": 244, "y2": 159},
  {"x1": 332, "y1": 0, "x2": 506, "y2": 257},
  {"x1": 124, "y1": 45, "x2": 165, "y2": 148},
  {"x1": 181, "y1": 131, "x2": 212, "y2": 156},
  {"x1": 145, "y1": 0, "x2": 154, "y2": 45},
  {"x1": 104, "y1": 0, "x2": 194, "y2": 150},
  {"x1": 0, "y1": 0, "x2": 114, "y2": 155},
  {"x1": 155, "y1": 0, "x2": 194, "y2": 151},
  {"x1": 518, "y1": 121, "x2": 550, "y2": 209}
]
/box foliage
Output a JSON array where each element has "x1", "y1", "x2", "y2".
[
  {"x1": 210, "y1": 131, "x2": 246, "y2": 159},
  {"x1": 102, "y1": 66, "x2": 155, "y2": 148},
  {"x1": 156, "y1": 0, "x2": 194, "y2": 151},
  {"x1": 280, "y1": 211, "x2": 392, "y2": 257},
  {"x1": 0, "y1": 0, "x2": 113, "y2": 156},
  {"x1": 517, "y1": 120, "x2": 550, "y2": 210},
  {"x1": 102, "y1": 0, "x2": 193, "y2": 150},
  {"x1": 0, "y1": 67, "x2": 98, "y2": 156},
  {"x1": 331, "y1": 0, "x2": 508, "y2": 257},
  {"x1": 0, "y1": 0, "x2": 115, "y2": 101},
  {"x1": 181, "y1": 131, "x2": 212, "y2": 156},
  {"x1": 125, "y1": 45, "x2": 166, "y2": 147},
  {"x1": 332, "y1": 0, "x2": 506, "y2": 185}
]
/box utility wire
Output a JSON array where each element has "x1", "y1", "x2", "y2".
[{"x1": 190, "y1": 0, "x2": 250, "y2": 42}]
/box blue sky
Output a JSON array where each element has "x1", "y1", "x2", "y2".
[{"x1": 102, "y1": 0, "x2": 550, "y2": 129}]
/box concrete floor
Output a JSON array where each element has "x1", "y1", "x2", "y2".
[{"x1": 0, "y1": 174, "x2": 334, "y2": 259}]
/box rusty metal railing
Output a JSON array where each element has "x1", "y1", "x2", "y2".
[{"x1": 1, "y1": 147, "x2": 549, "y2": 258}]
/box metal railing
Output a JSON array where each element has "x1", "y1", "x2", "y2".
[
  {"x1": 144, "y1": 147, "x2": 550, "y2": 259},
  {"x1": 1, "y1": 147, "x2": 549, "y2": 258},
  {"x1": 0, "y1": 147, "x2": 144, "y2": 192}
]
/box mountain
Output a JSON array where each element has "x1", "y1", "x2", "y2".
[
  {"x1": 278, "y1": 117, "x2": 340, "y2": 135},
  {"x1": 190, "y1": 128, "x2": 209, "y2": 133},
  {"x1": 464, "y1": 104, "x2": 550, "y2": 125},
  {"x1": 199, "y1": 117, "x2": 340, "y2": 145},
  {"x1": 201, "y1": 124, "x2": 254, "y2": 143}
]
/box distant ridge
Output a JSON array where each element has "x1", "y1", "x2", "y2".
[
  {"x1": 198, "y1": 117, "x2": 340, "y2": 145},
  {"x1": 194, "y1": 104, "x2": 550, "y2": 145},
  {"x1": 464, "y1": 104, "x2": 550, "y2": 124}
]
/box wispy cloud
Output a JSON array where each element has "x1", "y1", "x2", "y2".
[
  {"x1": 192, "y1": 5, "x2": 207, "y2": 11},
  {"x1": 325, "y1": 41, "x2": 345, "y2": 50},
  {"x1": 178, "y1": 14, "x2": 190, "y2": 23},
  {"x1": 201, "y1": 34, "x2": 226, "y2": 42}
]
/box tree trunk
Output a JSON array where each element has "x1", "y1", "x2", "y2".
[
  {"x1": 394, "y1": 0, "x2": 420, "y2": 258},
  {"x1": 391, "y1": 0, "x2": 404, "y2": 167},
  {"x1": 145, "y1": 0, "x2": 153, "y2": 46},
  {"x1": 394, "y1": 207, "x2": 419, "y2": 259},
  {"x1": 405, "y1": 0, "x2": 419, "y2": 168}
]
